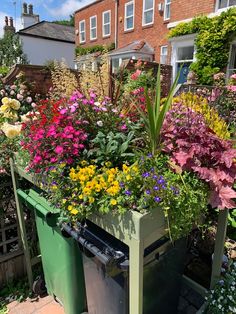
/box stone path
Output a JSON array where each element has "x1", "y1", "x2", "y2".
[
  {"x1": 7, "y1": 295, "x2": 64, "y2": 314},
  {"x1": 177, "y1": 283, "x2": 205, "y2": 314}
]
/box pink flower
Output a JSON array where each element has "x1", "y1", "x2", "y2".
[
  {"x1": 33, "y1": 155, "x2": 42, "y2": 164},
  {"x1": 55, "y1": 146, "x2": 64, "y2": 154},
  {"x1": 131, "y1": 69, "x2": 142, "y2": 81},
  {"x1": 230, "y1": 73, "x2": 236, "y2": 80},
  {"x1": 227, "y1": 85, "x2": 236, "y2": 92},
  {"x1": 120, "y1": 124, "x2": 127, "y2": 131},
  {"x1": 60, "y1": 108, "x2": 67, "y2": 114}
]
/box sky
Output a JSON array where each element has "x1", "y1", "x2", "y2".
[{"x1": 0, "y1": 0, "x2": 93, "y2": 37}]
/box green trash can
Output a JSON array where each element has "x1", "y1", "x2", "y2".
[{"x1": 17, "y1": 188, "x2": 87, "y2": 314}]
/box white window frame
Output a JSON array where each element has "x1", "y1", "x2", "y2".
[
  {"x1": 79, "y1": 20, "x2": 86, "y2": 43},
  {"x1": 216, "y1": 0, "x2": 236, "y2": 10},
  {"x1": 124, "y1": 1, "x2": 134, "y2": 31},
  {"x1": 102, "y1": 10, "x2": 111, "y2": 37},
  {"x1": 160, "y1": 45, "x2": 168, "y2": 64},
  {"x1": 142, "y1": 0, "x2": 154, "y2": 26},
  {"x1": 90, "y1": 15, "x2": 97, "y2": 40},
  {"x1": 164, "y1": 0, "x2": 171, "y2": 20}
]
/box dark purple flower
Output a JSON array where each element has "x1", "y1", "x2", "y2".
[
  {"x1": 154, "y1": 196, "x2": 161, "y2": 202},
  {"x1": 153, "y1": 186, "x2": 159, "y2": 191},
  {"x1": 145, "y1": 189, "x2": 151, "y2": 195},
  {"x1": 142, "y1": 172, "x2": 151, "y2": 178},
  {"x1": 119, "y1": 182, "x2": 125, "y2": 188},
  {"x1": 125, "y1": 190, "x2": 132, "y2": 196},
  {"x1": 153, "y1": 174, "x2": 158, "y2": 179}
]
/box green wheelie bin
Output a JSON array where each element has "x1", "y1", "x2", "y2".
[{"x1": 17, "y1": 188, "x2": 87, "y2": 314}]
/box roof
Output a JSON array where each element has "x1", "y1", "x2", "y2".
[
  {"x1": 18, "y1": 21, "x2": 75, "y2": 43},
  {"x1": 109, "y1": 40, "x2": 154, "y2": 57}
]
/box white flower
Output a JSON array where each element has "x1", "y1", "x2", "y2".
[
  {"x1": 31, "y1": 102, "x2": 37, "y2": 108},
  {"x1": 94, "y1": 102, "x2": 101, "y2": 107},
  {"x1": 26, "y1": 96, "x2": 32, "y2": 103},
  {"x1": 112, "y1": 108, "x2": 118, "y2": 113},
  {"x1": 96, "y1": 120, "x2": 103, "y2": 127},
  {"x1": 1, "y1": 122, "x2": 21, "y2": 138}
]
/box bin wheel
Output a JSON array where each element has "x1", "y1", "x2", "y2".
[{"x1": 32, "y1": 276, "x2": 47, "y2": 296}]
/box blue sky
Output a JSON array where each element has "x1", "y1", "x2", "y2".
[{"x1": 0, "y1": 0, "x2": 93, "y2": 36}]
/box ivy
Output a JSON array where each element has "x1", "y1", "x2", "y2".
[
  {"x1": 168, "y1": 8, "x2": 236, "y2": 85},
  {"x1": 75, "y1": 43, "x2": 115, "y2": 56}
]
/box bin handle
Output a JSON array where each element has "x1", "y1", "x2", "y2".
[
  {"x1": 17, "y1": 188, "x2": 56, "y2": 220},
  {"x1": 60, "y1": 223, "x2": 127, "y2": 269}
]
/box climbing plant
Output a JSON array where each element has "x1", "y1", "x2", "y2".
[
  {"x1": 168, "y1": 8, "x2": 236, "y2": 85},
  {"x1": 0, "y1": 32, "x2": 27, "y2": 67}
]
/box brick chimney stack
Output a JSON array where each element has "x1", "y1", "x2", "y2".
[
  {"x1": 3, "y1": 16, "x2": 16, "y2": 35},
  {"x1": 21, "y1": 2, "x2": 39, "y2": 28}
]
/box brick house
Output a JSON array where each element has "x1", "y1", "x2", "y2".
[{"x1": 74, "y1": 0, "x2": 236, "y2": 81}]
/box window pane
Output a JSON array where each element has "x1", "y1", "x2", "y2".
[
  {"x1": 166, "y1": 0, "x2": 171, "y2": 3},
  {"x1": 91, "y1": 28, "x2": 96, "y2": 39},
  {"x1": 229, "y1": 0, "x2": 236, "y2": 5},
  {"x1": 80, "y1": 32, "x2": 85, "y2": 42},
  {"x1": 91, "y1": 17, "x2": 96, "y2": 28},
  {"x1": 144, "y1": 10, "x2": 153, "y2": 24},
  {"x1": 80, "y1": 22, "x2": 84, "y2": 31},
  {"x1": 165, "y1": 5, "x2": 170, "y2": 19},
  {"x1": 104, "y1": 24, "x2": 110, "y2": 35},
  {"x1": 144, "y1": 0, "x2": 154, "y2": 10},
  {"x1": 177, "y1": 46, "x2": 194, "y2": 60},
  {"x1": 104, "y1": 12, "x2": 110, "y2": 24},
  {"x1": 126, "y1": 16, "x2": 133, "y2": 29},
  {"x1": 126, "y1": 3, "x2": 134, "y2": 16},
  {"x1": 219, "y1": 0, "x2": 228, "y2": 8},
  {"x1": 161, "y1": 46, "x2": 168, "y2": 55}
]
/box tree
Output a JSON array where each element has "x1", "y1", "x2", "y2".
[
  {"x1": 53, "y1": 14, "x2": 75, "y2": 26},
  {"x1": 0, "y1": 32, "x2": 28, "y2": 67}
]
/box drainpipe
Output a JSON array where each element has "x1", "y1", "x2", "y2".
[{"x1": 114, "y1": 0, "x2": 119, "y2": 48}]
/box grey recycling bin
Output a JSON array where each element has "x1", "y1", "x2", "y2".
[{"x1": 62, "y1": 221, "x2": 186, "y2": 314}]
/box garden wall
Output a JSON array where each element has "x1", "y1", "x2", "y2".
[{"x1": 2, "y1": 64, "x2": 52, "y2": 96}]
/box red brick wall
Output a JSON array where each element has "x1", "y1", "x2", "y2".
[
  {"x1": 117, "y1": 0, "x2": 170, "y2": 62},
  {"x1": 74, "y1": 0, "x2": 116, "y2": 47},
  {"x1": 74, "y1": 0, "x2": 217, "y2": 63},
  {"x1": 170, "y1": 0, "x2": 215, "y2": 22}
]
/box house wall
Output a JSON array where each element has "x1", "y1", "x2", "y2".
[
  {"x1": 74, "y1": 0, "x2": 116, "y2": 47},
  {"x1": 20, "y1": 35, "x2": 75, "y2": 68}
]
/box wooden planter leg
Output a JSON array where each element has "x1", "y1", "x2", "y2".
[
  {"x1": 10, "y1": 159, "x2": 33, "y2": 289},
  {"x1": 210, "y1": 209, "x2": 228, "y2": 289},
  {"x1": 129, "y1": 239, "x2": 144, "y2": 314}
]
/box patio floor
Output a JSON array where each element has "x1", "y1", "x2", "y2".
[{"x1": 7, "y1": 295, "x2": 65, "y2": 314}]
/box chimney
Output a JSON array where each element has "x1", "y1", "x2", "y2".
[
  {"x1": 28, "y1": 4, "x2": 33, "y2": 15},
  {"x1": 23, "y1": 2, "x2": 28, "y2": 14},
  {"x1": 21, "y1": 3, "x2": 40, "y2": 28},
  {"x1": 3, "y1": 16, "x2": 15, "y2": 35}
]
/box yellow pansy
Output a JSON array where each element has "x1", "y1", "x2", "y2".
[
  {"x1": 89, "y1": 197, "x2": 95, "y2": 204},
  {"x1": 110, "y1": 199, "x2": 117, "y2": 205},
  {"x1": 71, "y1": 209, "x2": 79, "y2": 215}
]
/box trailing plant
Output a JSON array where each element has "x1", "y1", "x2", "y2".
[
  {"x1": 161, "y1": 103, "x2": 236, "y2": 209},
  {"x1": 168, "y1": 8, "x2": 236, "y2": 84},
  {"x1": 204, "y1": 261, "x2": 236, "y2": 314},
  {"x1": 75, "y1": 43, "x2": 115, "y2": 56}
]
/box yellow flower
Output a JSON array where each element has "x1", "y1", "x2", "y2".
[
  {"x1": 105, "y1": 161, "x2": 112, "y2": 167},
  {"x1": 10, "y1": 99, "x2": 20, "y2": 110},
  {"x1": 1, "y1": 122, "x2": 21, "y2": 138},
  {"x1": 51, "y1": 185, "x2": 58, "y2": 190},
  {"x1": 62, "y1": 199, "x2": 67, "y2": 204},
  {"x1": 89, "y1": 197, "x2": 95, "y2": 204},
  {"x1": 81, "y1": 160, "x2": 88, "y2": 166},
  {"x1": 59, "y1": 163, "x2": 66, "y2": 168},
  {"x1": 126, "y1": 175, "x2": 131, "y2": 181},
  {"x1": 0, "y1": 104, "x2": 9, "y2": 113},
  {"x1": 110, "y1": 199, "x2": 117, "y2": 205},
  {"x1": 67, "y1": 205, "x2": 73, "y2": 211},
  {"x1": 71, "y1": 209, "x2": 79, "y2": 215},
  {"x1": 122, "y1": 164, "x2": 129, "y2": 174},
  {"x1": 1, "y1": 97, "x2": 10, "y2": 107}
]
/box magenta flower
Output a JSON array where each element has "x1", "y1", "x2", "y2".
[{"x1": 55, "y1": 146, "x2": 64, "y2": 154}]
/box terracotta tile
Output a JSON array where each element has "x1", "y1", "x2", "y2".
[
  {"x1": 32, "y1": 296, "x2": 53, "y2": 309},
  {"x1": 7, "y1": 300, "x2": 18, "y2": 310},
  {"x1": 9, "y1": 300, "x2": 36, "y2": 314}
]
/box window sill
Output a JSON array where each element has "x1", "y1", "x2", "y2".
[
  {"x1": 142, "y1": 23, "x2": 154, "y2": 29},
  {"x1": 163, "y1": 19, "x2": 170, "y2": 24},
  {"x1": 102, "y1": 35, "x2": 111, "y2": 39},
  {"x1": 90, "y1": 38, "x2": 97, "y2": 42},
  {"x1": 124, "y1": 28, "x2": 134, "y2": 33}
]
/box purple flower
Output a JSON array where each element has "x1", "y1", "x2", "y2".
[
  {"x1": 147, "y1": 153, "x2": 153, "y2": 158},
  {"x1": 125, "y1": 190, "x2": 132, "y2": 196},
  {"x1": 145, "y1": 189, "x2": 151, "y2": 195},
  {"x1": 154, "y1": 196, "x2": 161, "y2": 202},
  {"x1": 153, "y1": 174, "x2": 158, "y2": 179},
  {"x1": 158, "y1": 178, "x2": 165, "y2": 184},
  {"x1": 153, "y1": 186, "x2": 159, "y2": 191},
  {"x1": 119, "y1": 182, "x2": 125, "y2": 188},
  {"x1": 142, "y1": 172, "x2": 150, "y2": 178}
]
